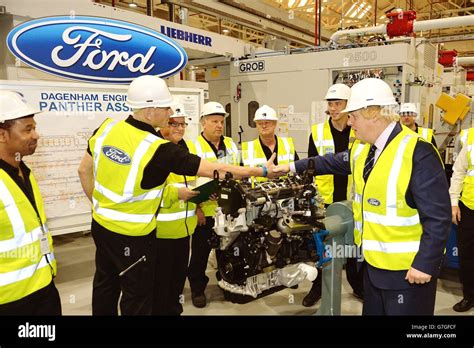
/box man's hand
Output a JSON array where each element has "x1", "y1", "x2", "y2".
[
  {"x1": 269, "y1": 163, "x2": 290, "y2": 179},
  {"x1": 405, "y1": 267, "x2": 432, "y2": 284},
  {"x1": 452, "y1": 205, "x2": 461, "y2": 225},
  {"x1": 262, "y1": 153, "x2": 277, "y2": 177},
  {"x1": 196, "y1": 207, "x2": 206, "y2": 226},
  {"x1": 178, "y1": 187, "x2": 199, "y2": 201}
]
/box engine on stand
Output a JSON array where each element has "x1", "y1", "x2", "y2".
[{"x1": 209, "y1": 165, "x2": 326, "y2": 302}]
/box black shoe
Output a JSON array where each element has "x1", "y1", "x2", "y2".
[
  {"x1": 453, "y1": 298, "x2": 474, "y2": 312},
  {"x1": 302, "y1": 289, "x2": 321, "y2": 307},
  {"x1": 191, "y1": 292, "x2": 207, "y2": 308}
]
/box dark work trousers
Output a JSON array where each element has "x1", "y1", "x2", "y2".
[
  {"x1": 362, "y1": 266, "x2": 437, "y2": 315},
  {"x1": 188, "y1": 217, "x2": 214, "y2": 294},
  {"x1": 0, "y1": 281, "x2": 61, "y2": 315},
  {"x1": 153, "y1": 236, "x2": 190, "y2": 315},
  {"x1": 458, "y1": 201, "x2": 474, "y2": 299},
  {"x1": 91, "y1": 223, "x2": 156, "y2": 316},
  {"x1": 346, "y1": 258, "x2": 365, "y2": 295}
]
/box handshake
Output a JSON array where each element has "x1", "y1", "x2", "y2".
[{"x1": 264, "y1": 153, "x2": 292, "y2": 179}]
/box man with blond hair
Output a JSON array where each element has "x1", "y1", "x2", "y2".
[{"x1": 273, "y1": 78, "x2": 451, "y2": 315}]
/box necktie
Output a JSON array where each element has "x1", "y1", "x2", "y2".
[{"x1": 363, "y1": 145, "x2": 377, "y2": 182}]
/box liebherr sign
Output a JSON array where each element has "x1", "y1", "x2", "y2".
[{"x1": 7, "y1": 16, "x2": 188, "y2": 83}]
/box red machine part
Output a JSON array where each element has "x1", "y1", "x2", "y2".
[
  {"x1": 438, "y1": 50, "x2": 458, "y2": 68},
  {"x1": 467, "y1": 70, "x2": 474, "y2": 81},
  {"x1": 386, "y1": 10, "x2": 416, "y2": 38}
]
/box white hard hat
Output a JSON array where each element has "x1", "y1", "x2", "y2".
[
  {"x1": 325, "y1": 83, "x2": 351, "y2": 100},
  {"x1": 254, "y1": 105, "x2": 278, "y2": 121},
  {"x1": 0, "y1": 90, "x2": 39, "y2": 122},
  {"x1": 126, "y1": 75, "x2": 174, "y2": 109},
  {"x1": 399, "y1": 103, "x2": 418, "y2": 116},
  {"x1": 171, "y1": 103, "x2": 187, "y2": 118},
  {"x1": 200, "y1": 101, "x2": 227, "y2": 118},
  {"x1": 342, "y1": 78, "x2": 397, "y2": 113}
]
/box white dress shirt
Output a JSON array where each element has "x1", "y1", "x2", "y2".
[{"x1": 449, "y1": 142, "x2": 468, "y2": 206}]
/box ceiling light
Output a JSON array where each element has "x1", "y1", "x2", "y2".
[
  {"x1": 129, "y1": 1, "x2": 137, "y2": 8},
  {"x1": 222, "y1": 29, "x2": 230, "y2": 34}
]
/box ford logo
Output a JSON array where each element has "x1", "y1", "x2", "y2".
[
  {"x1": 367, "y1": 198, "x2": 381, "y2": 207},
  {"x1": 7, "y1": 16, "x2": 188, "y2": 84},
  {"x1": 102, "y1": 146, "x2": 131, "y2": 165}
]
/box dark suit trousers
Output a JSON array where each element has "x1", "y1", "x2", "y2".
[
  {"x1": 362, "y1": 265, "x2": 437, "y2": 315},
  {"x1": 458, "y1": 201, "x2": 474, "y2": 299}
]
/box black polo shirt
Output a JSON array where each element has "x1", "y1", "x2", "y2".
[{"x1": 307, "y1": 119, "x2": 351, "y2": 202}]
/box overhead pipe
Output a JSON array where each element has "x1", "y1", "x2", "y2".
[
  {"x1": 330, "y1": 13, "x2": 474, "y2": 44},
  {"x1": 457, "y1": 56, "x2": 474, "y2": 66}
]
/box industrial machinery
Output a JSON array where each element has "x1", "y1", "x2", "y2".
[
  {"x1": 210, "y1": 167, "x2": 322, "y2": 301},
  {"x1": 210, "y1": 164, "x2": 354, "y2": 314}
]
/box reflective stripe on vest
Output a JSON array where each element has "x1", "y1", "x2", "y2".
[
  {"x1": 93, "y1": 125, "x2": 163, "y2": 203},
  {"x1": 156, "y1": 210, "x2": 196, "y2": 221},
  {"x1": 417, "y1": 127, "x2": 433, "y2": 142},
  {"x1": 195, "y1": 135, "x2": 238, "y2": 216},
  {"x1": 351, "y1": 130, "x2": 423, "y2": 270},
  {"x1": 0, "y1": 254, "x2": 55, "y2": 287},
  {"x1": 93, "y1": 197, "x2": 155, "y2": 223},
  {"x1": 242, "y1": 137, "x2": 295, "y2": 182},
  {"x1": 156, "y1": 140, "x2": 198, "y2": 238},
  {"x1": 90, "y1": 119, "x2": 167, "y2": 235},
  {"x1": 312, "y1": 121, "x2": 354, "y2": 204},
  {"x1": 461, "y1": 129, "x2": 474, "y2": 209},
  {"x1": 242, "y1": 137, "x2": 295, "y2": 166},
  {"x1": 0, "y1": 169, "x2": 55, "y2": 304}
]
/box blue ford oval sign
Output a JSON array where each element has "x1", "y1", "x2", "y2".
[
  {"x1": 102, "y1": 146, "x2": 131, "y2": 165},
  {"x1": 7, "y1": 16, "x2": 188, "y2": 83}
]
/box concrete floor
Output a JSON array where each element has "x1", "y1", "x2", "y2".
[{"x1": 53, "y1": 232, "x2": 470, "y2": 316}]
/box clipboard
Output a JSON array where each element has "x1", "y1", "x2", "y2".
[{"x1": 188, "y1": 179, "x2": 219, "y2": 204}]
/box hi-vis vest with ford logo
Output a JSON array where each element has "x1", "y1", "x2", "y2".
[
  {"x1": 194, "y1": 135, "x2": 238, "y2": 217},
  {"x1": 461, "y1": 128, "x2": 474, "y2": 210},
  {"x1": 0, "y1": 168, "x2": 56, "y2": 305},
  {"x1": 350, "y1": 127, "x2": 424, "y2": 271},
  {"x1": 156, "y1": 141, "x2": 198, "y2": 239},
  {"x1": 242, "y1": 136, "x2": 295, "y2": 182},
  {"x1": 311, "y1": 121, "x2": 355, "y2": 204},
  {"x1": 89, "y1": 118, "x2": 168, "y2": 236}
]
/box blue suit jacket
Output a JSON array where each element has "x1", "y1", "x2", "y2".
[{"x1": 296, "y1": 123, "x2": 451, "y2": 289}]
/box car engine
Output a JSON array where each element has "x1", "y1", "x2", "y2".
[{"x1": 210, "y1": 164, "x2": 327, "y2": 301}]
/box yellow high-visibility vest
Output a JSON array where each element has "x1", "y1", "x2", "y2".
[
  {"x1": 156, "y1": 140, "x2": 198, "y2": 239},
  {"x1": 89, "y1": 118, "x2": 168, "y2": 236},
  {"x1": 461, "y1": 128, "x2": 474, "y2": 210},
  {"x1": 242, "y1": 136, "x2": 295, "y2": 182},
  {"x1": 350, "y1": 128, "x2": 424, "y2": 270},
  {"x1": 311, "y1": 121, "x2": 355, "y2": 204},
  {"x1": 194, "y1": 135, "x2": 239, "y2": 217},
  {"x1": 417, "y1": 127, "x2": 434, "y2": 143},
  {"x1": 0, "y1": 168, "x2": 56, "y2": 305}
]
